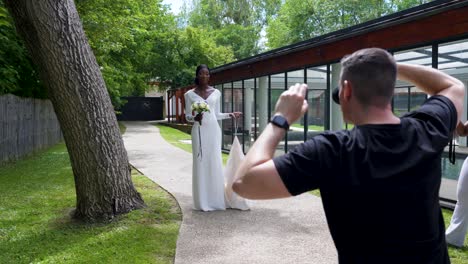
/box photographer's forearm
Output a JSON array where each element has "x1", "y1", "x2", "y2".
[
  {"x1": 397, "y1": 63, "x2": 463, "y2": 96},
  {"x1": 235, "y1": 124, "x2": 286, "y2": 180},
  {"x1": 397, "y1": 63, "x2": 465, "y2": 121}
]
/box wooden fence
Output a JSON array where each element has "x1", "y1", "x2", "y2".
[{"x1": 0, "y1": 94, "x2": 62, "y2": 165}]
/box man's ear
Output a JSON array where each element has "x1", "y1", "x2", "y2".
[{"x1": 342, "y1": 80, "x2": 352, "y2": 103}]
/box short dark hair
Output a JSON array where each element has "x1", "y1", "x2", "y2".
[
  {"x1": 194, "y1": 64, "x2": 210, "y2": 85},
  {"x1": 340, "y1": 48, "x2": 396, "y2": 106}
]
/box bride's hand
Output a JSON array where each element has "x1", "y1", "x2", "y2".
[
  {"x1": 194, "y1": 113, "x2": 203, "y2": 122},
  {"x1": 230, "y1": 112, "x2": 242, "y2": 118}
]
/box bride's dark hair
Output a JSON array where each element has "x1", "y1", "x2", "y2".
[{"x1": 194, "y1": 64, "x2": 210, "y2": 85}]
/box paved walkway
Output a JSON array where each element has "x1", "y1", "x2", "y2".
[{"x1": 122, "y1": 121, "x2": 337, "y2": 264}]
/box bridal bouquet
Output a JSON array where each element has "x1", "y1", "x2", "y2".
[
  {"x1": 191, "y1": 101, "x2": 210, "y2": 159},
  {"x1": 191, "y1": 101, "x2": 210, "y2": 125}
]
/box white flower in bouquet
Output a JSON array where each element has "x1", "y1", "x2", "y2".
[
  {"x1": 191, "y1": 101, "x2": 211, "y2": 158},
  {"x1": 192, "y1": 101, "x2": 210, "y2": 114},
  {"x1": 190, "y1": 101, "x2": 211, "y2": 126}
]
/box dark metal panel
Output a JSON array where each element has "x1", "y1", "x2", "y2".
[
  {"x1": 117, "y1": 97, "x2": 164, "y2": 121},
  {"x1": 284, "y1": 72, "x2": 288, "y2": 153},
  {"x1": 254, "y1": 78, "x2": 257, "y2": 141},
  {"x1": 303, "y1": 68, "x2": 308, "y2": 141},
  {"x1": 242, "y1": 80, "x2": 245, "y2": 152}
]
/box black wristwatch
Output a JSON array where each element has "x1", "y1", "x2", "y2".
[{"x1": 270, "y1": 115, "x2": 289, "y2": 130}]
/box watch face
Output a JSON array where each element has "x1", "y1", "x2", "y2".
[{"x1": 271, "y1": 115, "x2": 289, "y2": 129}]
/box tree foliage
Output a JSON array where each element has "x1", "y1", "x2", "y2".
[
  {"x1": 155, "y1": 26, "x2": 234, "y2": 88},
  {"x1": 75, "y1": 0, "x2": 234, "y2": 107},
  {"x1": 266, "y1": 0, "x2": 434, "y2": 49},
  {"x1": 0, "y1": 0, "x2": 45, "y2": 98},
  {"x1": 76, "y1": 0, "x2": 175, "y2": 106},
  {"x1": 1, "y1": 0, "x2": 435, "y2": 101},
  {"x1": 2, "y1": 0, "x2": 233, "y2": 104},
  {"x1": 184, "y1": 0, "x2": 282, "y2": 59}
]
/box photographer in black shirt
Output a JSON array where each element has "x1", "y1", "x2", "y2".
[{"x1": 233, "y1": 48, "x2": 465, "y2": 263}]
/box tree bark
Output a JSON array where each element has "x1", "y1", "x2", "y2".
[{"x1": 5, "y1": 0, "x2": 145, "y2": 222}]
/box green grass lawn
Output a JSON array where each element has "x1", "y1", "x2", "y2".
[
  {"x1": 443, "y1": 209, "x2": 468, "y2": 263},
  {"x1": 291, "y1": 123, "x2": 324, "y2": 131},
  {"x1": 156, "y1": 124, "x2": 229, "y2": 164},
  {"x1": 118, "y1": 122, "x2": 126, "y2": 134},
  {"x1": 0, "y1": 142, "x2": 181, "y2": 264},
  {"x1": 157, "y1": 123, "x2": 468, "y2": 263}
]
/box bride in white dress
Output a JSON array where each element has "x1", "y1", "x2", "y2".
[{"x1": 184, "y1": 64, "x2": 241, "y2": 211}]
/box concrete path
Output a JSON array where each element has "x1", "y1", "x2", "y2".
[{"x1": 122, "y1": 121, "x2": 337, "y2": 264}]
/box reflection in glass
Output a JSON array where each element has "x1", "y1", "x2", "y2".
[
  {"x1": 270, "y1": 73, "x2": 286, "y2": 155},
  {"x1": 286, "y1": 69, "x2": 304, "y2": 87},
  {"x1": 286, "y1": 70, "x2": 305, "y2": 152},
  {"x1": 394, "y1": 48, "x2": 432, "y2": 66},
  {"x1": 244, "y1": 79, "x2": 255, "y2": 152},
  {"x1": 439, "y1": 39, "x2": 468, "y2": 147},
  {"x1": 438, "y1": 40, "x2": 468, "y2": 71},
  {"x1": 393, "y1": 87, "x2": 408, "y2": 117},
  {"x1": 410, "y1": 87, "x2": 426, "y2": 112},
  {"x1": 232, "y1": 81, "x2": 243, "y2": 149},
  {"x1": 394, "y1": 46, "x2": 432, "y2": 116},
  {"x1": 256, "y1": 76, "x2": 268, "y2": 140},
  {"x1": 306, "y1": 66, "x2": 327, "y2": 140},
  {"x1": 222, "y1": 83, "x2": 232, "y2": 150}
]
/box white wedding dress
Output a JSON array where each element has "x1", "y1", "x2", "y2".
[
  {"x1": 446, "y1": 156, "x2": 468, "y2": 247},
  {"x1": 184, "y1": 89, "x2": 230, "y2": 211}
]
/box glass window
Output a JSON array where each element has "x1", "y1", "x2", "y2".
[
  {"x1": 270, "y1": 73, "x2": 285, "y2": 117},
  {"x1": 438, "y1": 40, "x2": 468, "y2": 70},
  {"x1": 438, "y1": 39, "x2": 468, "y2": 147},
  {"x1": 287, "y1": 69, "x2": 305, "y2": 152},
  {"x1": 393, "y1": 87, "x2": 408, "y2": 117},
  {"x1": 244, "y1": 78, "x2": 255, "y2": 152},
  {"x1": 394, "y1": 46, "x2": 431, "y2": 114},
  {"x1": 270, "y1": 73, "x2": 286, "y2": 155},
  {"x1": 232, "y1": 81, "x2": 243, "y2": 149},
  {"x1": 306, "y1": 66, "x2": 328, "y2": 139},
  {"x1": 410, "y1": 87, "x2": 426, "y2": 112},
  {"x1": 286, "y1": 69, "x2": 305, "y2": 87},
  {"x1": 255, "y1": 76, "x2": 268, "y2": 140},
  {"x1": 222, "y1": 83, "x2": 233, "y2": 150}
]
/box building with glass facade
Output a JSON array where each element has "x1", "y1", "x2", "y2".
[{"x1": 167, "y1": 0, "x2": 468, "y2": 205}]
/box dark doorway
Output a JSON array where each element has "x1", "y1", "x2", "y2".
[{"x1": 117, "y1": 97, "x2": 163, "y2": 121}]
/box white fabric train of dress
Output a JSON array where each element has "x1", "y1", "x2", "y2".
[
  {"x1": 224, "y1": 135, "x2": 250, "y2": 210},
  {"x1": 446, "y1": 156, "x2": 468, "y2": 247},
  {"x1": 184, "y1": 89, "x2": 249, "y2": 211}
]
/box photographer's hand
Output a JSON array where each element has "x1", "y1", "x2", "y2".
[{"x1": 274, "y1": 83, "x2": 308, "y2": 124}]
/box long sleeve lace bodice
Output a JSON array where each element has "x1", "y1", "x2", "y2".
[{"x1": 184, "y1": 89, "x2": 230, "y2": 123}]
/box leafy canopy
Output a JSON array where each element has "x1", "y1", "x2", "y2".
[
  {"x1": 1, "y1": 0, "x2": 434, "y2": 103},
  {"x1": 266, "y1": 0, "x2": 434, "y2": 49},
  {"x1": 183, "y1": 0, "x2": 282, "y2": 59},
  {"x1": 0, "y1": 0, "x2": 45, "y2": 98}
]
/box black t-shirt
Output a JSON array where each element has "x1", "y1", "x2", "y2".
[{"x1": 273, "y1": 95, "x2": 457, "y2": 264}]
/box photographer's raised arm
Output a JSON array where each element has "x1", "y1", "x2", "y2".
[
  {"x1": 397, "y1": 63, "x2": 465, "y2": 121},
  {"x1": 457, "y1": 120, "x2": 468, "y2": 137},
  {"x1": 232, "y1": 84, "x2": 308, "y2": 199}
]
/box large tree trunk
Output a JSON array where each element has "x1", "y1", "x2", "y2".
[{"x1": 5, "y1": 0, "x2": 145, "y2": 222}]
